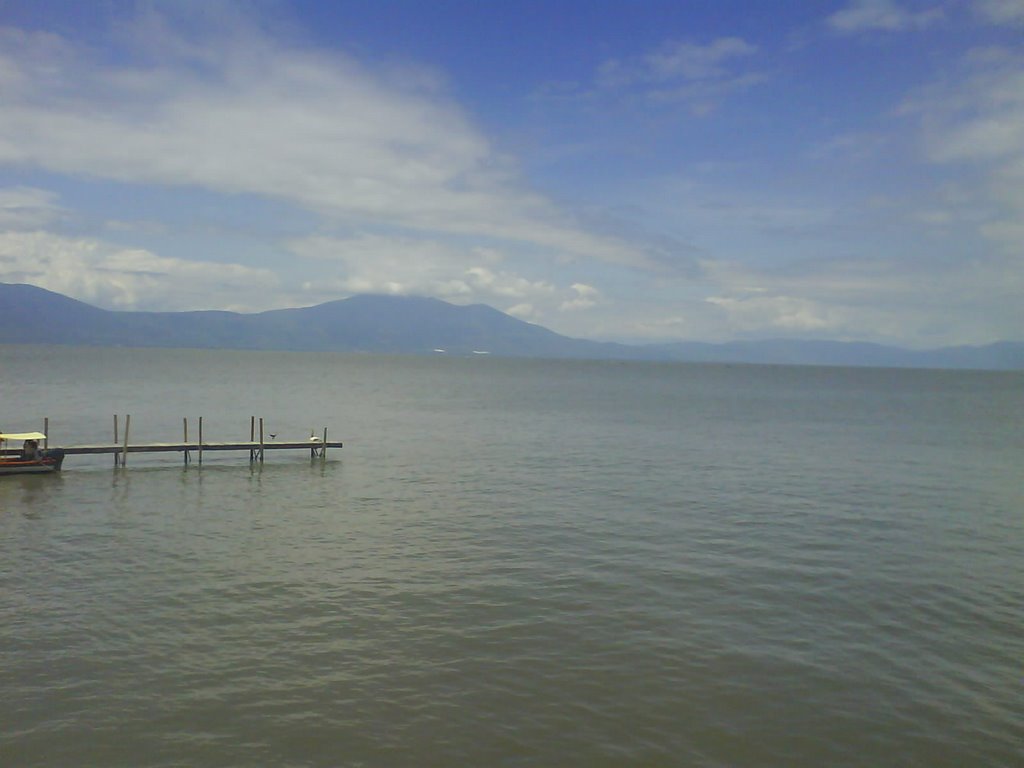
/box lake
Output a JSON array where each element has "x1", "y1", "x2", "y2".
[{"x1": 1, "y1": 345, "x2": 1021, "y2": 766}]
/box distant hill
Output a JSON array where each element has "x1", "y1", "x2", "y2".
[
  {"x1": 644, "y1": 338, "x2": 1024, "y2": 371},
  {"x1": 0, "y1": 283, "x2": 628, "y2": 358},
  {"x1": 1, "y1": 282, "x2": 1022, "y2": 370}
]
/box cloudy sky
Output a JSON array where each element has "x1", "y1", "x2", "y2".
[{"x1": 1, "y1": 0, "x2": 1022, "y2": 346}]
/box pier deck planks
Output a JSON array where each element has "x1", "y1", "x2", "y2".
[{"x1": 2, "y1": 440, "x2": 343, "y2": 457}]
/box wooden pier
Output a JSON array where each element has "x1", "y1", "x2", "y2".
[{"x1": 0, "y1": 416, "x2": 343, "y2": 468}]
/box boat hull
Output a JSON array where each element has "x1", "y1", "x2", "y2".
[{"x1": 0, "y1": 449, "x2": 65, "y2": 476}]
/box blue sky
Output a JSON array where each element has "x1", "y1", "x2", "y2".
[{"x1": 1, "y1": 0, "x2": 1022, "y2": 346}]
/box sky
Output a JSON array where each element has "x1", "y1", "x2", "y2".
[{"x1": 0, "y1": 0, "x2": 1022, "y2": 347}]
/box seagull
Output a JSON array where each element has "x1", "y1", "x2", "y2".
[{"x1": 268, "y1": 433, "x2": 276, "y2": 439}]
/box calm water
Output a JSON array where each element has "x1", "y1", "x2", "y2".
[{"x1": 1, "y1": 345, "x2": 1021, "y2": 767}]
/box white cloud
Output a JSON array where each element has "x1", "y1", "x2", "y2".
[
  {"x1": 560, "y1": 283, "x2": 601, "y2": 311},
  {"x1": 974, "y1": 0, "x2": 1024, "y2": 25},
  {"x1": 808, "y1": 132, "x2": 888, "y2": 161},
  {"x1": 0, "y1": 230, "x2": 278, "y2": 311},
  {"x1": 706, "y1": 294, "x2": 837, "y2": 331},
  {"x1": 0, "y1": 17, "x2": 646, "y2": 269},
  {"x1": 698, "y1": 253, "x2": 1024, "y2": 345},
  {"x1": 597, "y1": 37, "x2": 764, "y2": 115},
  {"x1": 640, "y1": 38, "x2": 757, "y2": 82},
  {"x1": 285, "y1": 233, "x2": 622, "y2": 328},
  {"x1": 286, "y1": 233, "x2": 575, "y2": 311},
  {"x1": 827, "y1": 0, "x2": 945, "y2": 33},
  {"x1": 903, "y1": 47, "x2": 1024, "y2": 253},
  {"x1": 0, "y1": 187, "x2": 62, "y2": 229},
  {"x1": 505, "y1": 303, "x2": 537, "y2": 320}
]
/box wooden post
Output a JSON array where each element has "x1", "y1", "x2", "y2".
[
  {"x1": 121, "y1": 414, "x2": 131, "y2": 467},
  {"x1": 250, "y1": 416, "x2": 255, "y2": 462},
  {"x1": 114, "y1": 414, "x2": 119, "y2": 467},
  {"x1": 322, "y1": 427, "x2": 328, "y2": 459},
  {"x1": 183, "y1": 417, "x2": 189, "y2": 464},
  {"x1": 43, "y1": 417, "x2": 49, "y2": 450},
  {"x1": 198, "y1": 416, "x2": 203, "y2": 465},
  {"x1": 259, "y1": 418, "x2": 265, "y2": 463}
]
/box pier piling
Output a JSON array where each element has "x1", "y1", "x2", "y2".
[{"x1": 121, "y1": 415, "x2": 131, "y2": 467}]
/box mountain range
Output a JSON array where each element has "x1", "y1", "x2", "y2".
[{"x1": 2, "y1": 282, "x2": 1022, "y2": 370}]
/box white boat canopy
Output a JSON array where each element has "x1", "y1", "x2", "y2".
[{"x1": 0, "y1": 432, "x2": 47, "y2": 441}]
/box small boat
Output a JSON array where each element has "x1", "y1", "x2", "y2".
[{"x1": 0, "y1": 431, "x2": 65, "y2": 475}]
